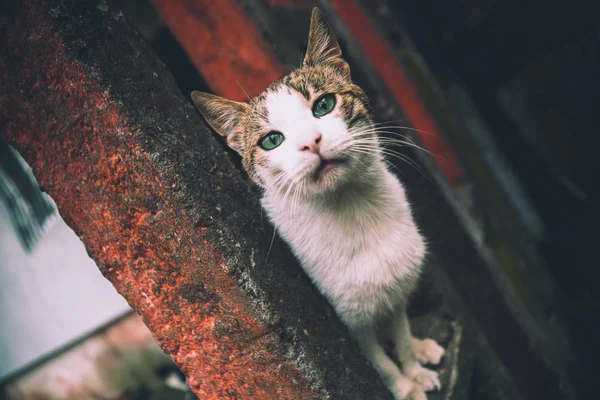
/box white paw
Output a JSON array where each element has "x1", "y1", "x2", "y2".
[
  {"x1": 412, "y1": 338, "x2": 445, "y2": 366},
  {"x1": 405, "y1": 364, "x2": 441, "y2": 392},
  {"x1": 390, "y1": 381, "x2": 428, "y2": 400},
  {"x1": 391, "y1": 376, "x2": 415, "y2": 400},
  {"x1": 406, "y1": 386, "x2": 428, "y2": 400}
]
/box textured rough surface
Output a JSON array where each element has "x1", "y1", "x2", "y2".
[{"x1": 0, "y1": 0, "x2": 390, "y2": 398}]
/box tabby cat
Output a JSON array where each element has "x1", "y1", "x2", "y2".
[{"x1": 192, "y1": 8, "x2": 444, "y2": 400}]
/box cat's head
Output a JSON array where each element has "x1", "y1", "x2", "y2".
[{"x1": 192, "y1": 8, "x2": 379, "y2": 196}]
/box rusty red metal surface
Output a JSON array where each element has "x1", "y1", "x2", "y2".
[
  {"x1": 0, "y1": 2, "x2": 314, "y2": 399},
  {"x1": 151, "y1": 0, "x2": 285, "y2": 101},
  {"x1": 330, "y1": 0, "x2": 464, "y2": 184}
]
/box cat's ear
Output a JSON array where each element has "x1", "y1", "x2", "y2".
[
  {"x1": 302, "y1": 8, "x2": 350, "y2": 79},
  {"x1": 191, "y1": 91, "x2": 248, "y2": 153}
]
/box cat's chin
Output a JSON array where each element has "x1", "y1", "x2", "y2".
[
  {"x1": 314, "y1": 157, "x2": 348, "y2": 180},
  {"x1": 304, "y1": 158, "x2": 352, "y2": 194}
]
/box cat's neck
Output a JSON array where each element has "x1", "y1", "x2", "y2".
[{"x1": 316, "y1": 165, "x2": 387, "y2": 209}]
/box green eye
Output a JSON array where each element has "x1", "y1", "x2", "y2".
[
  {"x1": 312, "y1": 94, "x2": 336, "y2": 117},
  {"x1": 258, "y1": 131, "x2": 285, "y2": 150}
]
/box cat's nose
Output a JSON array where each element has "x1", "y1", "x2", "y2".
[{"x1": 298, "y1": 132, "x2": 322, "y2": 154}]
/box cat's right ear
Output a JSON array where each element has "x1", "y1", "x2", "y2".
[
  {"x1": 191, "y1": 91, "x2": 248, "y2": 153},
  {"x1": 302, "y1": 8, "x2": 350, "y2": 79}
]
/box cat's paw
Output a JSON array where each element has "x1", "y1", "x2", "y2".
[
  {"x1": 406, "y1": 387, "x2": 428, "y2": 400},
  {"x1": 412, "y1": 338, "x2": 445, "y2": 366},
  {"x1": 391, "y1": 376, "x2": 415, "y2": 400},
  {"x1": 405, "y1": 364, "x2": 441, "y2": 392}
]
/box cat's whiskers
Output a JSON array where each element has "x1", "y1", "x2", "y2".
[
  {"x1": 264, "y1": 171, "x2": 300, "y2": 264},
  {"x1": 348, "y1": 128, "x2": 431, "y2": 149},
  {"x1": 236, "y1": 80, "x2": 252, "y2": 101},
  {"x1": 354, "y1": 127, "x2": 444, "y2": 163},
  {"x1": 271, "y1": 171, "x2": 290, "y2": 192},
  {"x1": 355, "y1": 143, "x2": 425, "y2": 173},
  {"x1": 346, "y1": 127, "x2": 443, "y2": 165},
  {"x1": 342, "y1": 128, "x2": 428, "y2": 167},
  {"x1": 278, "y1": 173, "x2": 304, "y2": 217},
  {"x1": 369, "y1": 121, "x2": 439, "y2": 138},
  {"x1": 291, "y1": 178, "x2": 305, "y2": 216},
  {"x1": 368, "y1": 134, "x2": 441, "y2": 163},
  {"x1": 326, "y1": 131, "x2": 374, "y2": 152},
  {"x1": 352, "y1": 135, "x2": 438, "y2": 163},
  {"x1": 262, "y1": 172, "x2": 286, "y2": 225},
  {"x1": 349, "y1": 141, "x2": 433, "y2": 182},
  {"x1": 345, "y1": 147, "x2": 406, "y2": 178},
  {"x1": 321, "y1": 125, "x2": 435, "y2": 182},
  {"x1": 263, "y1": 174, "x2": 285, "y2": 196},
  {"x1": 351, "y1": 139, "x2": 429, "y2": 171}
]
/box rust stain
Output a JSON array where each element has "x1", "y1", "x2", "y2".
[{"x1": 0, "y1": 2, "x2": 313, "y2": 399}]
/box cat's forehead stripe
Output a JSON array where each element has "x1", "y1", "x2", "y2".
[{"x1": 282, "y1": 75, "x2": 311, "y2": 100}]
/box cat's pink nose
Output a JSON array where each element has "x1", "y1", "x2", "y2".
[{"x1": 298, "y1": 132, "x2": 322, "y2": 154}]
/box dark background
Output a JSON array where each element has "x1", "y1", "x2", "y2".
[{"x1": 385, "y1": 0, "x2": 598, "y2": 372}]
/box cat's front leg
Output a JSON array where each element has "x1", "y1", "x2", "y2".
[
  {"x1": 391, "y1": 309, "x2": 442, "y2": 393},
  {"x1": 353, "y1": 326, "x2": 427, "y2": 400}
]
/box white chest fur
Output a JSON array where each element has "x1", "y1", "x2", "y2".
[{"x1": 261, "y1": 165, "x2": 426, "y2": 328}]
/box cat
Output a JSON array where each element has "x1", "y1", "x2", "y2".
[{"x1": 191, "y1": 8, "x2": 444, "y2": 400}]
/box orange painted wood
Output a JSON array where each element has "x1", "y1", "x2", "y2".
[{"x1": 151, "y1": 0, "x2": 285, "y2": 101}]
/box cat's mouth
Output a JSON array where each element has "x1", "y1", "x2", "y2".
[{"x1": 314, "y1": 157, "x2": 347, "y2": 179}]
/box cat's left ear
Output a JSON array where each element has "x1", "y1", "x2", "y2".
[
  {"x1": 302, "y1": 8, "x2": 350, "y2": 79},
  {"x1": 191, "y1": 91, "x2": 248, "y2": 154}
]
